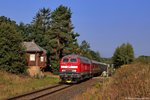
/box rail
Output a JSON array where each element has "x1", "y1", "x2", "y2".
[{"x1": 7, "y1": 84, "x2": 71, "y2": 100}]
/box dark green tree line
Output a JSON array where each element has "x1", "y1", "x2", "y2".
[
  {"x1": 0, "y1": 5, "x2": 100, "y2": 72},
  {"x1": 0, "y1": 16, "x2": 26, "y2": 74},
  {"x1": 19, "y1": 6, "x2": 79, "y2": 73}
]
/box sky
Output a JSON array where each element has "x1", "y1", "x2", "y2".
[{"x1": 0, "y1": 0, "x2": 150, "y2": 57}]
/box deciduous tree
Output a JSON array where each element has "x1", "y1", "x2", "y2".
[{"x1": 112, "y1": 43, "x2": 134, "y2": 68}]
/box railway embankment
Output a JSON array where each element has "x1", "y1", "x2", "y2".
[
  {"x1": 73, "y1": 62, "x2": 150, "y2": 100},
  {"x1": 0, "y1": 72, "x2": 59, "y2": 100},
  {"x1": 6, "y1": 76, "x2": 105, "y2": 100},
  {"x1": 1, "y1": 62, "x2": 149, "y2": 100}
]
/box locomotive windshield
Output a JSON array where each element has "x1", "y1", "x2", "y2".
[
  {"x1": 62, "y1": 57, "x2": 77, "y2": 62},
  {"x1": 63, "y1": 58, "x2": 69, "y2": 62},
  {"x1": 70, "y1": 58, "x2": 77, "y2": 62}
]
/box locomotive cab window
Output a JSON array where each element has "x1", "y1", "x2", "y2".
[
  {"x1": 63, "y1": 58, "x2": 69, "y2": 62},
  {"x1": 70, "y1": 58, "x2": 77, "y2": 62}
]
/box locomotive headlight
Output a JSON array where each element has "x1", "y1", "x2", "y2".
[
  {"x1": 72, "y1": 70, "x2": 76, "y2": 72},
  {"x1": 62, "y1": 70, "x2": 66, "y2": 72}
]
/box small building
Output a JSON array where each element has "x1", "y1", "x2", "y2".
[{"x1": 23, "y1": 41, "x2": 47, "y2": 70}]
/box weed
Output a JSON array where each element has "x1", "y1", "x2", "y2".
[
  {"x1": 0, "y1": 71, "x2": 59, "y2": 99},
  {"x1": 73, "y1": 62, "x2": 150, "y2": 100}
]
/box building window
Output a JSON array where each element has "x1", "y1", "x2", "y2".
[
  {"x1": 30, "y1": 54, "x2": 35, "y2": 61},
  {"x1": 40, "y1": 56, "x2": 44, "y2": 62}
]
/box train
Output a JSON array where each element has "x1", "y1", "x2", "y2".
[{"x1": 59, "y1": 54, "x2": 108, "y2": 83}]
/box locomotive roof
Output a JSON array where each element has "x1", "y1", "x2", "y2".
[
  {"x1": 91, "y1": 60, "x2": 100, "y2": 64},
  {"x1": 63, "y1": 54, "x2": 91, "y2": 63},
  {"x1": 62, "y1": 54, "x2": 107, "y2": 65},
  {"x1": 63, "y1": 54, "x2": 87, "y2": 59},
  {"x1": 91, "y1": 60, "x2": 107, "y2": 65}
]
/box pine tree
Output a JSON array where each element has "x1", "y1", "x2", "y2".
[
  {"x1": 31, "y1": 8, "x2": 51, "y2": 48},
  {"x1": 47, "y1": 5, "x2": 79, "y2": 73},
  {"x1": 18, "y1": 22, "x2": 33, "y2": 41},
  {"x1": 0, "y1": 16, "x2": 26, "y2": 74}
]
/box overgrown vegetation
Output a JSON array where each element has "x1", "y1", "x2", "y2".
[
  {"x1": 0, "y1": 16, "x2": 26, "y2": 74},
  {"x1": 135, "y1": 55, "x2": 150, "y2": 64},
  {"x1": 74, "y1": 61, "x2": 150, "y2": 100},
  {"x1": 0, "y1": 5, "x2": 103, "y2": 74},
  {"x1": 0, "y1": 71, "x2": 59, "y2": 99},
  {"x1": 112, "y1": 43, "x2": 134, "y2": 68}
]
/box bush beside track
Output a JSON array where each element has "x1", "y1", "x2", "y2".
[{"x1": 73, "y1": 62, "x2": 150, "y2": 100}]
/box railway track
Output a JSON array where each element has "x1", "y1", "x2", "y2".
[{"x1": 7, "y1": 84, "x2": 71, "y2": 100}]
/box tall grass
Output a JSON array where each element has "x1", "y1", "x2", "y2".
[
  {"x1": 105, "y1": 63, "x2": 150, "y2": 99},
  {"x1": 74, "y1": 62, "x2": 150, "y2": 100},
  {"x1": 0, "y1": 71, "x2": 59, "y2": 99}
]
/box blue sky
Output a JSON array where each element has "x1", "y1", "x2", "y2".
[{"x1": 0, "y1": 0, "x2": 150, "y2": 57}]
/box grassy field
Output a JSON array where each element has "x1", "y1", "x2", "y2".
[
  {"x1": 0, "y1": 71, "x2": 59, "y2": 99},
  {"x1": 74, "y1": 62, "x2": 150, "y2": 100}
]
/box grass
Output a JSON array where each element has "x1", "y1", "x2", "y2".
[
  {"x1": 0, "y1": 71, "x2": 59, "y2": 100},
  {"x1": 73, "y1": 62, "x2": 150, "y2": 100}
]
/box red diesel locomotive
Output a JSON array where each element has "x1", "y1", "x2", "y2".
[{"x1": 59, "y1": 54, "x2": 108, "y2": 83}]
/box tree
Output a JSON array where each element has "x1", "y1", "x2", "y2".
[
  {"x1": 89, "y1": 50, "x2": 101, "y2": 61},
  {"x1": 0, "y1": 16, "x2": 26, "y2": 74},
  {"x1": 18, "y1": 22, "x2": 33, "y2": 41},
  {"x1": 79, "y1": 40, "x2": 101, "y2": 61},
  {"x1": 30, "y1": 8, "x2": 51, "y2": 49},
  {"x1": 112, "y1": 47, "x2": 123, "y2": 68},
  {"x1": 47, "y1": 5, "x2": 79, "y2": 73},
  {"x1": 125, "y1": 43, "x2": 134, "y2": 64},
  {"x1": 79, "y1": 40, "x2": 90, "y2": 56},
  {"x1": 135, "y1": 55, "x2": 150, "y2": 63},
  {"x1": 112, "y1": 43, "x2": 134, "y2": 68}
]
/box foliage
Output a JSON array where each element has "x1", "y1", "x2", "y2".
[
  {"x1": 106, "y1": 63, "x2": 150, "y2": 99},
  {"x1": 17, "y1": 5, "x2": 102, "y2": 74},
  {"x1": 74, "y1": 62, "x2": 150, "y2": 100},
  {"x1": 0, "y1": 16, "x2": 26, "y2": 74},
  {"x1": 79, "y1": 40, "x2": 90, "y2": 56},
  {"x1": 18, "y1": 6, "x2": 80, "y2": 73},
  {"x1": 112, "y1": 43, "x2": 134, "y2": 68},
  {"x1": 30, "y1": 8, "x2": 51, "y2": 49},
  {"x1": 135, "y1": 55, "x2": 150, "y2": 64},
  {"x1": 79, "y1": 40, "x2": 101, "y2": 61},
  {"x1": 101, "y1": 57, "x2": 113, "y2": 64},
  {"x1": 50, "y1": 61, "x2": 59, "y2": 75},
  {"x1": 18, "y1": 22, "x2": 33, "y2": 41},
  {"x1": 47, "y1": 5, "x2": 79, "y2": 73}
]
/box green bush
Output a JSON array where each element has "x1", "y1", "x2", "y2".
[
  {"x1": 112, "y1": 43, "x2": 134, "y2": 68},
  {"x1": 51, "y1": 61, "x2": 59, "y2": 75}
]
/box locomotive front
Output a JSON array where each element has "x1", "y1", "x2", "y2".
[{"x1": 59, "y1": 55, "x2": 81, "y2": 83}]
